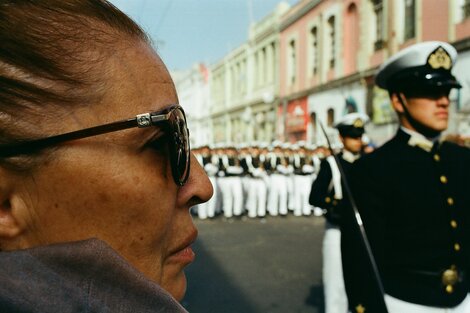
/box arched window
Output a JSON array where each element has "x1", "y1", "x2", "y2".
[
  {"x1": 310, "y1": 112, "x2": 317, "y2": 135},
  {"x1": 371, "y1": 0, "x2": 385, "y2": 50},
  {"x1": 310, "y1": 26, "x2": 318, "y2": 75},
  {"x1": 327, "y1": 16, "x2": 336, "y2": 69},
  {"x1": 344, "y1": 3, "x2": 359, "y2": 74},
  {"x1": 404, "y1": 0, "x2": 416, "y2": 40},
  {"x1": 327, "y1": 108, "x2": 335, "y2": 127},
  {"x1": 464, "y1": 0, "x2": 470, "y2": 19},
  {"x1": 288, "y1": 39, "x2": 297, "y2": 84}
]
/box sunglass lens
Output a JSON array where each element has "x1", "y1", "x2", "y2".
[{"x1": 171, "y1": 108, "x2": 190, "y2": 185}]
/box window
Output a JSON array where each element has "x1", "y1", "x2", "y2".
[
  {"x1": 464, "y1": 0, "x2": 470, "y2": 19},
  {"x1": 404, "y1": 0, "x2": 416, "y2": 40},
  {"x1": 261, "y1": 47, "x2": 267, "y2": 86},
  {"x1": 310, "y1": 27, "x2": 319, "y2": 75},
  {"x1": 310, "y1": 112, "x2": 317, "y2": 137},
  {"x1": 270, "y1": 42, "x2": 276, "y2": 83},
  {"x1": 372, "y1": 0, "x2": 385, "y2": 50},
  {"x1": 327, "y1": 108, "x2": 335, "y2": 127},
  {"x1": 345, "y1": 3, "x2": 359, "y2": 73},
  {"x1": 327, "y1": 16, "x2": 336, "y2": 69},
  {"x1": 288, "y1": 39, "x2": 297, "y2": 84}
]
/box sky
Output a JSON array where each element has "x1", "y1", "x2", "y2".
[{"x1": 109, "y1": 0, "x2": 299, "y2": 71}]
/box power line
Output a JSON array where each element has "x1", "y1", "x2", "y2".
[{"x1": 153, "y1": 0, "x2": 173, "y2": 35}]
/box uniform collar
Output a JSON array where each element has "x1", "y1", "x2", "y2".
[
  {"x1": 342, "y1": 150, "x2": 360, "y2": 163},
  {"x1": 400, "y1": 126, "x2": 441, "y2": 152}
]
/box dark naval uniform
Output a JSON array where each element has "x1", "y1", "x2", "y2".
[
  {"x1": 341, "y1": 41, "x2": 469, "y2": 312},
  {"x1": 309, "y1": 113, "x2": 369, "y2": 313},
  {"x1": 309, "y1": 154, "x2": 354, "y2": 225},
  {"x1": 343, "y1": 130, "x2": 470, "y2": 309}
]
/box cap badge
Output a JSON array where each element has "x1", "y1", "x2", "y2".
[
  {"x1": 427, "y1": 47, "x2": 452, "y2": 70},
  {"x1": 353, "y1": 118, "x2": 364, "y2": 128}
]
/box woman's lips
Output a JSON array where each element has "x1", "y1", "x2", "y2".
[
  {"x1": 168, "y1": 229, "x2": 197, "y2": 264},
  {"x1": 170, "y1": 246, "x2": 195, "y2": 264}
]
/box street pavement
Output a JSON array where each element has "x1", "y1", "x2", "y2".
[{"x1": 182, "y1": 214, "x2": 326, "y2": 313}]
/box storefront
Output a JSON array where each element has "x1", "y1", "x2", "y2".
[{"x1": 284, "y1": 97, "x2": 308, "y2": 143}]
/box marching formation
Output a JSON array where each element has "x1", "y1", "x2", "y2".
[{"x1": 192, "y1": 141, "x2": 336, "y2": 220}]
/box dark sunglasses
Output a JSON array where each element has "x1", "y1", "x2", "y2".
[{"x1": 0, "y1": 104, "x2": 191, "y2": 186}]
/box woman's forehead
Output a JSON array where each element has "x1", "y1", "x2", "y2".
[{"x1": 98, "y1": 43, "x2": 177, "y2": 118}]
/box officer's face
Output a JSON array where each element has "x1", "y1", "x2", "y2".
[
  {"x1": 342, "y1": 136, "x2": 363, "y2": 153},
  {"x1": 392, "y1": 88, "x2": 451, "y2": 135}
]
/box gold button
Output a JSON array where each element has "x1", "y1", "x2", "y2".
[
  {"x1": 447, "y1": 197, "x2": 454, "y2": 205},
  {"x1": 325, "y1": 197, "x2": 331, "y2": 203},
  {"x1": 446, "y1": 285, "x2": 454, "y2": 293},
  {"x1": 355, "y1": 304, "x2": 366, "y2": 313},
  {"x1": 434, "y1": 154, "x2": 440, "y2": 161},
  {"x1": 454, "y1": 243, "x2": 461, "y2": 251},
  {"x1": 450, "y1": 220, "x2": 458, "y2": 228},
  {"x1": 442, "y1": 266, "x2": 459, "y2": 285},
  {"x1": 440, "y1": 176, "x2": 448, "y2": 184}
]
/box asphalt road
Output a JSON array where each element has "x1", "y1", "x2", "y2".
[{"x1": 182, "y1": 215, "x2": 326, "y2": 313}]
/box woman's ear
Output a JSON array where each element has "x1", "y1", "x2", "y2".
[{"x1": 0, "y1": 170, "x2": 27, "y2": 240}]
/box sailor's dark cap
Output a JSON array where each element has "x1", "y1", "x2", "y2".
[
  {"x1": 375, "y1": 41, "x2": 461, "y2": 92},
  {"x1": 334, "y1": 113, "x2": 369, "y2": 138}
]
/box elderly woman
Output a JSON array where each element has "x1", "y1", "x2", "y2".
[{"x1": 0, "y1": 0, "x2": 212, "y2": 312}]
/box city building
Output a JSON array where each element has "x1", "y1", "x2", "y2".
[
  {"x1": 209, "y1": 2, "x2": 290, "y2": 145},
  {"x1": 174, "y1": 0, "x2": 470, "y2": 148},
  {"x1": 277, "y1": 0, "x2": 470, "y2": 146},
  {"x1": 172, "y1": 63, "x2": 211, "y2": 148}
]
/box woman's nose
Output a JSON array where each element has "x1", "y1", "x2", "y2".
[{"x1": 180, "y1": 153, "x2": 213, "y2": 207}]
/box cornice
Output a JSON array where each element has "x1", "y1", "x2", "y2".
[{"x1": 280, "y1": 0, "x2": 322, "y2": 31}]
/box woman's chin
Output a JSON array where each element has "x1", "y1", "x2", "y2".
[{"x1": 163, "y1": 271, "x2": 187, "y2": 301}]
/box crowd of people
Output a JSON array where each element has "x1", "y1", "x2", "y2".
[{"x1": 192, "y1": 141, "x2": 337, "y2": 220}]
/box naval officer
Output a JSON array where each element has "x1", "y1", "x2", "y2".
[
  {"x1": 342, "y1": 41, "x2": 470, "y2": 313},
  {"x1": 309, "y1": 112, "x2": 369, "y2": 313}
]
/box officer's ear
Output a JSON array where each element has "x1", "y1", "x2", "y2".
[
  {"x1": 390, "y1": 92, "x2": 405, "y2": 114},
  {"x1": 0, "y1": 168, "x2": 29, "y2": 244}
]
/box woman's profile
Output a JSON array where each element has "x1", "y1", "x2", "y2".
[{"x1": 0, "y1": 1, "x2": 213, "y2": 311}]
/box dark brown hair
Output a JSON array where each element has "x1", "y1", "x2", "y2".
[{"x1": 0, "y1": 0, "x2": 149, "y2": 167}]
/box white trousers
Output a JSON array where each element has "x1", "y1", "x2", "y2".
[
  {"x1": 220, "y1": 176, "x2": 243, "y2": 218},
  {"x1": 241, "y1": 176, "x2": 251, "y2": 210},
  {"x1": 197, "y1": 176, "x2": 217, "y2": 219},
  {"x1": 247, "y1": 178, "x2": 267, "y2": 218},
  {"x1": 323, "y1": 224, "x2": 348, "y2": 313},
  {"x1": 385, "y1": 293, "x2": 470, "y2": 313},
  {"x1": 287, "y1": 174, "x2": 295, "y2": 211},
  {"x1": 293, "y1": 175, "x2": 313, "y2": 216},
  {"x1": 267, "y1": 174, "x2": 288, "y2": 216}
]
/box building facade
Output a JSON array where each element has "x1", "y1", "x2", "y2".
[
  {"x1": 172, "y1": 63, "x2": 211, "y2": 148},
  {"x1": 277, "y1": 0, "x2": 470, "y2": 146},
  {"x1": 173, "y1": 0, "x2": 470, "y2": 148},
  {"x1": 209, "y1": 2, "x2": 290, "y2": 145}
]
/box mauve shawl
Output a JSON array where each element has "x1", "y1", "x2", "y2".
[{"x1": 0, "y1": 239, "x2": 188, "y2": 313}]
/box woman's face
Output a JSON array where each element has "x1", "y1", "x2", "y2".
[{"x1": 13, "y1": 41, "x2": 213, "y2": 300}]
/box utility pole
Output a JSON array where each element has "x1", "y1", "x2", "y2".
[{"x1": 247, "y1": 0, "x2": 254, "y2": 26}]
